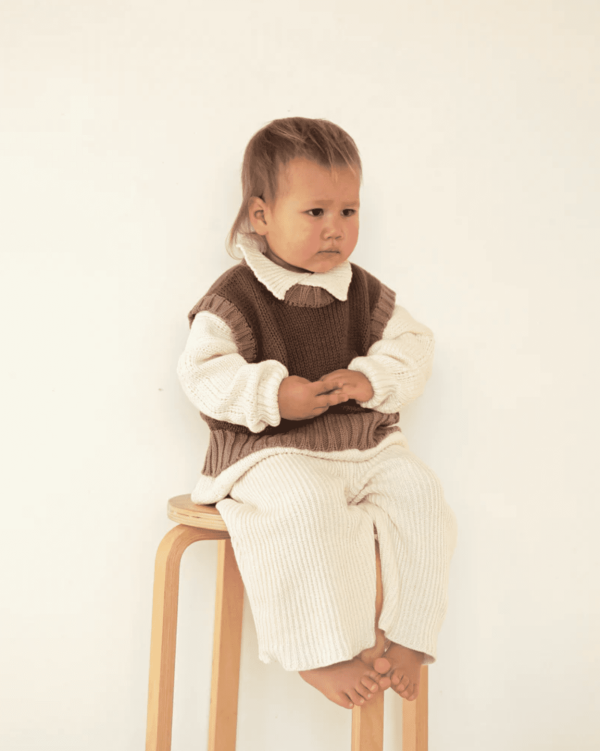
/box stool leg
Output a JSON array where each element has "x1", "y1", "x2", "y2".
[
  {"x1": 402, "y1": 665, "x2": 428, "y2": 751},
  {"x1": 351, "y1": 667, "x2": 429, "y2": 751},
  {"x1": 208, "y1": 539, "x2": 244, "y2": 751},
  {"x1": 351, "y1": 690, "x2": 384, "y2": 751},
  {"x1": 146, "y1": 525, "x2": 227, "y2": 751},
  {"x1": 351, "y1": 540, "x2": 384, "y2": 751}
]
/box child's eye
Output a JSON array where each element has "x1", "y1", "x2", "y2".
[{"x1": 306, "y1": 208, "x2": 357, "y2": 217}]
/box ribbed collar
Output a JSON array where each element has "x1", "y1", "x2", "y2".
[{"x1": 237, "y1": 241, "x2": 353, "y2": 302}]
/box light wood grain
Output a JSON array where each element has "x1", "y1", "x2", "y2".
[
  {"x1": 351, "y1": 542, "x2": 384, "y2": 751},
  {"x1": 145, "y1": 524, "x2": 229, "y2": 751},
  {"x1": 208, "y1": 539, "x2": 244, "y2": 751},
  {"x1": 402, "y1": 665, "x2": 429, "y2": 751},
  {"x1": 167, "y1": 494, "x2": 229, "y2": 531},
  {"x1": 351, "y1": 689, "x2": 384, "y2": 751}
]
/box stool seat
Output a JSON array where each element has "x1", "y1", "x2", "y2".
[{"x1": 167, "y1": 494, "x2": 229, "y2": 532}]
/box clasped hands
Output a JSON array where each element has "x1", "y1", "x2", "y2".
[{"x1": 278, "y1": 369, "x2": 375, "y2": 421}]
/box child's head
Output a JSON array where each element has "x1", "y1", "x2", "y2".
[{"x1": 228, "y1": 117, "x2": 362, "y2": 272}]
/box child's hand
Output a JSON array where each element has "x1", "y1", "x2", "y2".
[
  {"x1": 278, "y1": 375, "x2": 350, "y2": 421},
  {"x1": 318, "y1": 369, "x2": 374, "y2": 403}
]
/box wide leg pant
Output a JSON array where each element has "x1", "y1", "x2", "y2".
[{"x1": 216, "y1": 443, "x2": 457, "y2": 672}]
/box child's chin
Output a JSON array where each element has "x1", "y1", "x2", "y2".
[{"x1": 315, "y1": 252, "x2": 342, "y2": 265}]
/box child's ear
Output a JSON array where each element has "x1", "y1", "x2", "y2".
[{"x1": 248, "y1": 196, "x2": 269, "y2": 236}]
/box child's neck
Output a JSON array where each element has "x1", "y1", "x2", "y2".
[{"x1": 264, "y1": 246, "x2": 312, "y2": 274}]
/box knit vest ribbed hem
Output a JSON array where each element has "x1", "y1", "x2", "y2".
[{"x1": 202, "y1": 411, "x2": 401, "y2": 476}]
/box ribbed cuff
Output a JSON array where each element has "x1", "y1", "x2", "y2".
[
  {"x1": 347, "y1": 356, "x2": 397, "y2": 410},
  {"x1": 254, "y1": 360, "x2": 289, "y2": 428}
]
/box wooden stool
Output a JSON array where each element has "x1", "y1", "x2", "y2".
[{"x1": 145, "y1": 494, "x2": 428, "y2": 751}]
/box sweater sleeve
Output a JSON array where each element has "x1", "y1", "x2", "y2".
[
  {"x1": 347, "y1": 304, "x2": 435, "y2": 413},
  {"x1": 177, "y1": 310, "x2": 289, "y2": 432}
]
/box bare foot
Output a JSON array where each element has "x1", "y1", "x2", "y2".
[
  {"x1": 373, "y1": 642, "x2": 424, "y2": 701},
  {"x1": 358, "y1": 626, "x2": 391, "y2": 668},
  {"x1": 357, "y1": 540, "x2": 391, "y2": 691},
  {"x1": 299, "y1": 657, "x2": 388, "y2": 709}
]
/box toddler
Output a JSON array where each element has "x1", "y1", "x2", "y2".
[{"x1": 177, "y1": 117, "x2": 457, "y2": 710}]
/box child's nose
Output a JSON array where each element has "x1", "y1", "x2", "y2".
[{"x1": 323, "y1": 217, "x2": 343, "y2": 240}]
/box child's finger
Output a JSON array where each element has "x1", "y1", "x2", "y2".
[
  {"x1": 314, "y1": 392, "x2": 348, "y2": 410},
  {"x1": 315, "y1": 378, "x2": 346, "y2": 394},
  {"x1": 319, "y1": 369, "x2": 347, "y2": 380},
  {"x1": 312, "y1": 381, "x2": 340, "y2": 396},
  {"x1": 317, "y1": 386, "x2": 341, "y2": 396}
]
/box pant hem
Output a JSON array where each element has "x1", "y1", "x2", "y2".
[{"x1": 258, "y1": 632, "x2": 379, "y2": 672}]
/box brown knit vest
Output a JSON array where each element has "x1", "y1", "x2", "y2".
[{"x1": 188, "y1": 259, "x2": 401, "y2": 475}]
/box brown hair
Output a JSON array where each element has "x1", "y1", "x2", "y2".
[{"x1": 226, "y1": 117, "x2": 362, "y2": 259}]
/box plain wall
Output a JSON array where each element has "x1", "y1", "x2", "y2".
[{"x1": 1, "y1": 1, "x2": 599, "y2": 749}]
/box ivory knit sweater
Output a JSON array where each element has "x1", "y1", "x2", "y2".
[{"x1": 177, "y1": 241, "x2": 435, "y2": 503}]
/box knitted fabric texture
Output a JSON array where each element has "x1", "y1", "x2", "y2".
[
  {"x1": 188, "y1": 259, "x2": 401, "y2": 476},
  {"x1": 218, "y1": 443, "x2": 458, "y2": 669}
]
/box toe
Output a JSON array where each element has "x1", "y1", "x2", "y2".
[
  {"x1": 407, "y1": 685, "x2": 419, "y2": 701},
  {"x1": 347, "y1": 688, "x2": 365, "y2": 707},
  {"x1": 354, "y1": 682, "x2": 372, "y2": 702},
  {"x1": 398, "y1": 682, "x2": 413, "y2": 699},
  {"x1": 337, "y1": 694, "x2": 354, "y2": 709},
  {"x1": 373, "y1": 656, "x2": 391, "y2": 674},
  {"x1": 377, "y1": 675, "x2": 392, "y2": 690},
  {"x1": 360, "y1": 675, "x2": 379, "y2": 694},
  {"x1": 334, "y1": 692, "x2": 355, "y2": 709},
  {"x1": 365, "y1": 667, "x2": 391, "y2": 691}
]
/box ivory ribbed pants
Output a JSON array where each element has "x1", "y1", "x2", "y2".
[{"x1": 216, "y1": 443, "x2": 457, "y2": 672}]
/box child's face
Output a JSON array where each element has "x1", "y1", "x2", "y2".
[{"x1": 250, "y1": 157, "x2": 360, "y2": 273}]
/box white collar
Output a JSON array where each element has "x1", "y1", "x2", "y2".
[{"x1": 237, "y1": 240, "x2": 353, "y2": 302}]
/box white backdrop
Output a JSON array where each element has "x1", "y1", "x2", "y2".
[{"x1": 1, "y1": 2, "x2": 599, "y2": 749}]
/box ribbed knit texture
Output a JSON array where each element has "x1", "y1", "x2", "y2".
[
  {"x1": 217, "y1": 443, "x2": 457, "y2": 671},
  {"x1": 202, "y1": 412, "x2": 400, "y2": 476},
  {"x1": 187, "y1": 259, "x2": 401, "y2": 477}
]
